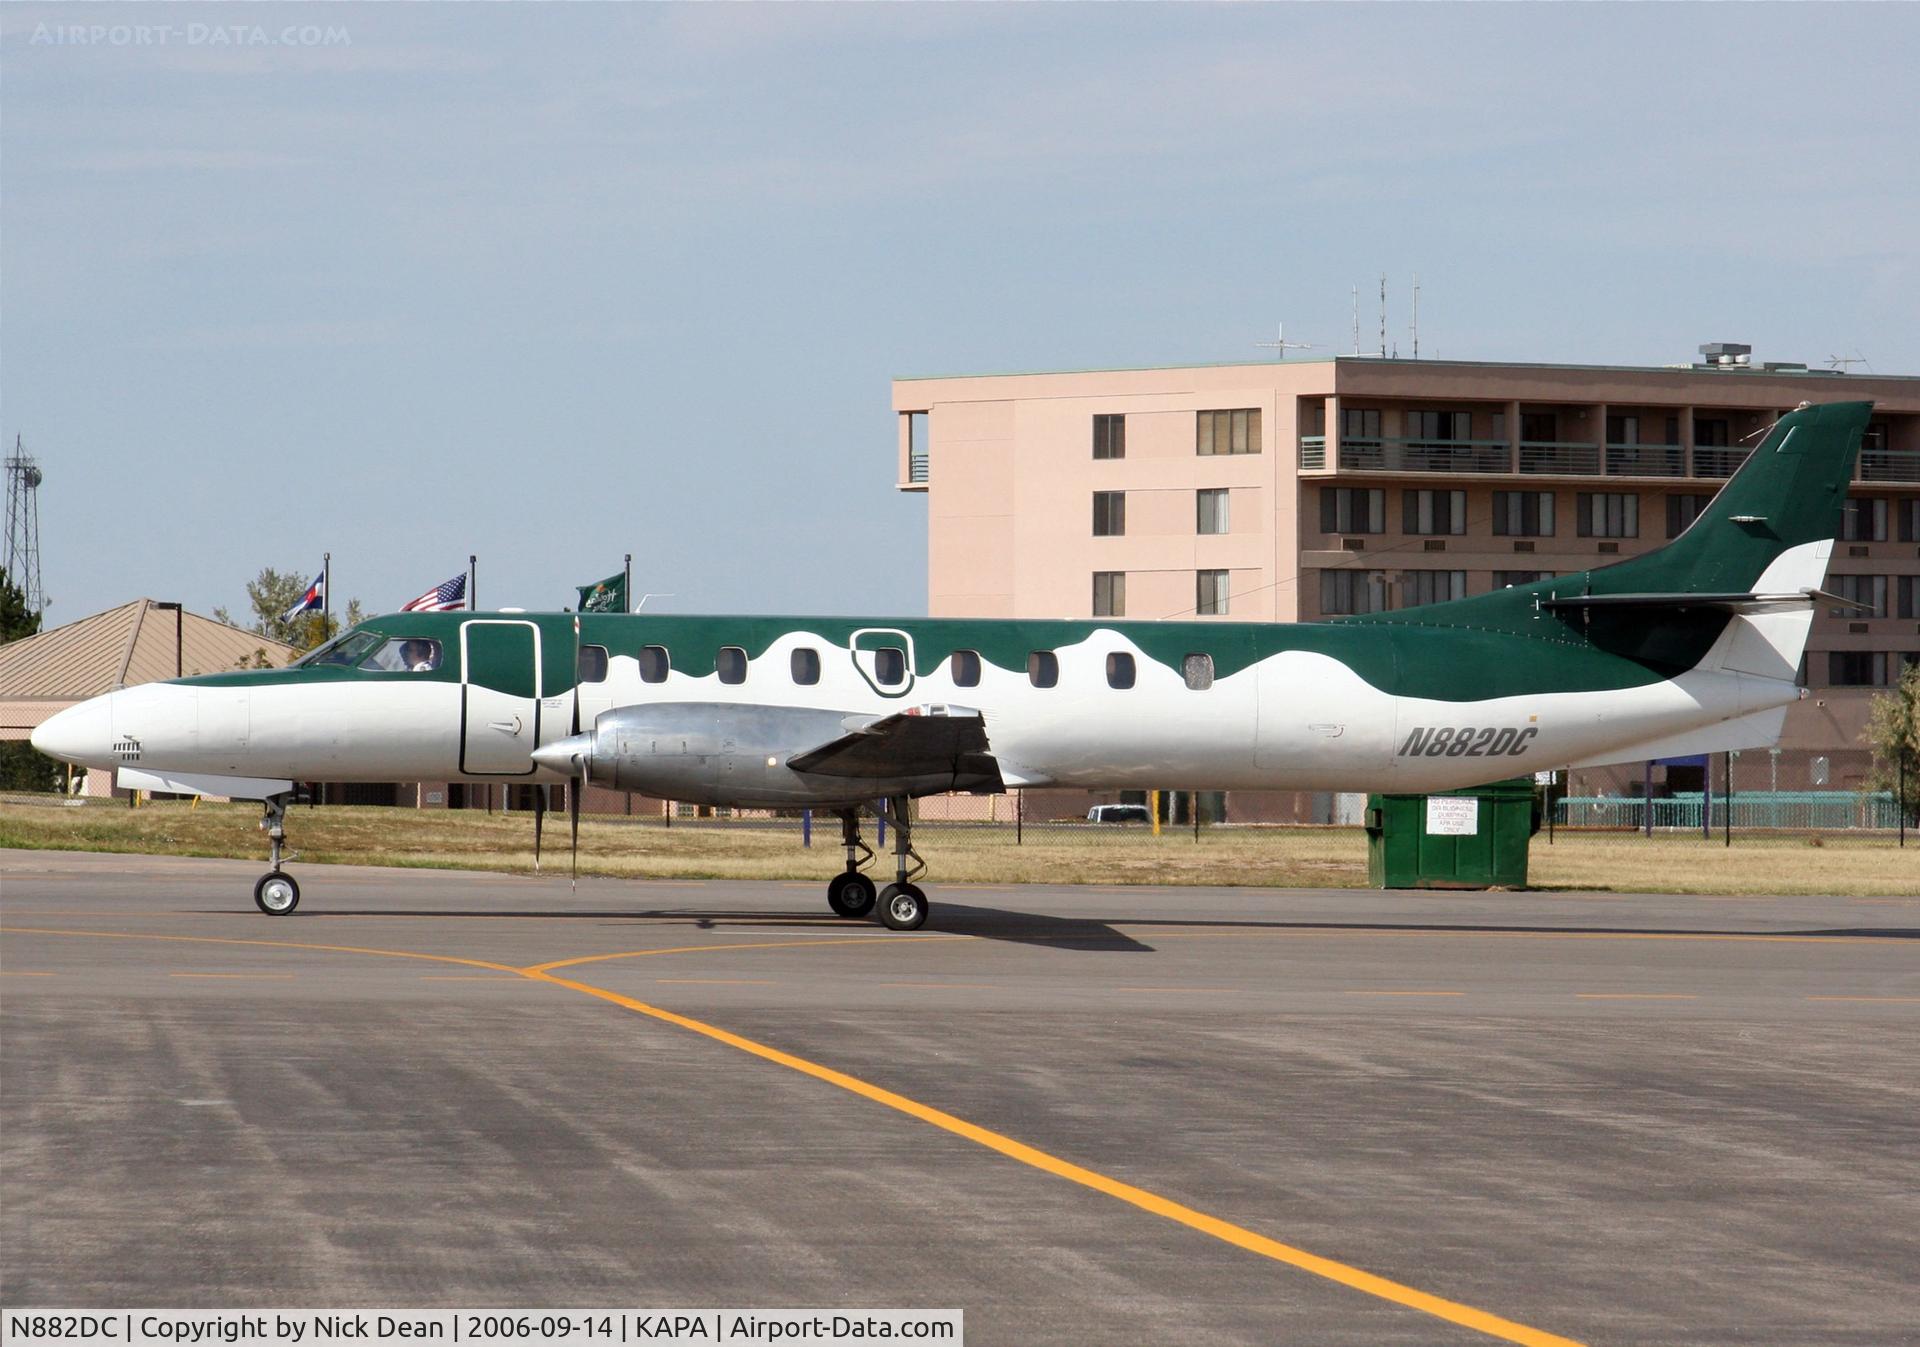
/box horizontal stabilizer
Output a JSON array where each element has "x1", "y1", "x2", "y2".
[
  {"x1": 789, "y1": 706, "x2": 1002, "y2": 790},
  {"x1": 1539, "y1": 589, "x2": 1865, "y2": 616}
]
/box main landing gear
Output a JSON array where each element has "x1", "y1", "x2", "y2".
[
  {"x1": 823, "y1": 798, "x2": 928, "y2": 931},
  {"x1": 253, "y1": 792, "x2": 300, "y2": 916}
]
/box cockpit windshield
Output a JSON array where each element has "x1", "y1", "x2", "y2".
[
  {"x1": 296, "y1": 631, "x2": 383, "y2": 668},
  {"x1": 294, "y1": 631, "x2": 445, "y2": 673}
]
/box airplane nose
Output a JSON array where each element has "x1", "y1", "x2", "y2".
[{"x1": 30, "y1": 693, "x2": 116, "y2": 768}]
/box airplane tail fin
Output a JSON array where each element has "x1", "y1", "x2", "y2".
[
  {"x1": 1543, "y1": 399, "x2": 1871, "y2": 680},
  {"x1": 1594, "y1": 399, "x2": 1871, "y2": 598}
]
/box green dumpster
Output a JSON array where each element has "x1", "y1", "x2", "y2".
[{"x1": 1365, "y1": 777, "x2": 1541, "y2": 889}]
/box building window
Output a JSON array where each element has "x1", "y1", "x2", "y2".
[
  {"x1": 1093, "y1": 491, "x2": 1126, "y2": 537},
  {"x1": 1196, "y1": 569, "x2": 1229, "y2": 616},
  {"x1": 1494, "y1": 570, "x2": 1553, "y2": 588},
  {"x1": 1403, "y1": 570, "x2": 1468, "y2": 607},
  {"x1": 1320, "y1": 487, "x2": 1386, "y2": 535},
  {"x1": 1341, "y1": 407, "x2": 1382, "y2": 441},
  {"x1": 1321, "y1": 570, "x2": 1391, "y2": 615},
  {"x1": 791, "y1": 648, "x2": 821, "y2": 685},
  {"x1": 1492, "y1": 491, "x2": 1555, "y2": 537},
  {"x1": 1667, "y1": 493, "x2": 1715, "y2": 538},
  {"x1": 1093, "y1": 571, "x2": 1126, "y2": 617},
  {"x1": 1183, "y1": 653, "x2": 1214, "y2": 690},
  {"x1": 637, "y1": 645, "x2": 670, "y2": 683},
  {"x1": 1106, "y1": 653, "x2": 1136, "y2": 690},
  {"x1": 1900, "y1": 576, "x2": 1918, "y2": 620},
  {"x1": 1829, "y1": 574, "x2": 1889, "y2": 619},
  {"x1": 1828, "y1": 651, "x2": 1891, "y2": 687},
  {"x1": 1900, "y1": 499, "x2": 1920, "y2": 543},
  {"x1": 1408, "y1": 409, "x2": 1472, "y2": 442},
  {"x1": 1606, "y1": 414, "x2": 1640, "y2": 445},
  {"x1": 1197, "y1": 489, "x2": 1229, "y2": 535},
  {"x1": 1840, "y1": 497, "x2": 1888, "y2": 542},
  {"x1": 1028, "y1": 651, "x2": 1059, "y2": 688},
  {"x1": 1403, "y1": 489, "x2": 1467, "y2": 536},
  {"x1": 1093, "y1": 413, "x2": 1126, "y2": 460},
  {"x1": 873, "y1": 648, "x2": 907, "y2": 687},
  {"x1": 1576, "y1": 492, "x2": 1639, "y2": 538},
  {"x1": 1694, "y1": 417, "x2": 1730, "y2": 447},
  {"x1": 1197, "y1": 408, "x2": 1262, "y2": 456},
  {"x1": 950, "y1": 650, "x2": 981, "y2": 688},
  {"x1": 577, "y1": 645, "x2": 609, "y2": 683},
  {"x1": 717, "y1": 647, "x2": 747, "y2": 685}
]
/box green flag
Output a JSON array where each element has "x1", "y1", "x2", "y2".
[{"x1": 575, "y1": 572, "x2": 627, "y2": 614}]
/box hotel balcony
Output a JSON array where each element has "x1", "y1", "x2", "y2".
[{"x1": 1300, "y1": 436, "x2": 1920, "y2": 483}]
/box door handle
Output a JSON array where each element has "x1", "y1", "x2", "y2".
[{"x1": 487, "y1": 717, "x2": 523, "y2": 735}]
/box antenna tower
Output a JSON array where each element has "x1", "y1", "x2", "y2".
[
  {"x1": 1411, "y1": 273, "x2": 1420, "y2": 359},
  {"x1": 1351, "y1": 286, "x2": 1361, "y2": 354},
  {"x1": 1378, "y1": 274, "x2": 1387, "y2": 358},
  {"x1": 1255, "y1": 322, "x2": 1315, "y2": 360},
  {"x1": 3, "y1": 435, "x2": 47, "y2": 618}
]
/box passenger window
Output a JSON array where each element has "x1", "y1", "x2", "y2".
[
  {"x1": 637, "y1": 645, "x2": 670, "y2": 683},
  {"x1": 950, "y1": 650, "x2": 982, "y2": 688},
  {"x1": 1029, "y1": 651, "x2": 1059, "y2": 688},
  {"x1": 791, "y1": 647, "x2": 821, "y2": 685},
  {"x1": 577, "y1": 645, "x2": 609, "y2": 684},
  {"x1": 874, "y1": 647, "x2": 906, "y2": 687},
  {"x1": 360, "y1": 637, "x2": 443, "y2": 673},
  {"x1": 717, "y1": 647, "x2": 748, "y2": 685},
  {"x1": 1184, "y1": 653, "x2": 1214, "y2": 691},
  {"x1": 1106, "y1": 652, "x2": 1135, "y2": 689}
]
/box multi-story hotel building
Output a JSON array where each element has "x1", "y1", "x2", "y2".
[{"x1": 892, "y1": 349, "x2": 1920, "y2": 801}]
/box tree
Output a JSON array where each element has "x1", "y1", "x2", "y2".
[
  {"x1": 1862, "y1": 661, "x2": 1920, "y2": 827},
  {"x1": 0, "y1": 565, "x2": 59, "y2": 790},
  {"x1": 214, "y1": 567, "x2": 363, "y2": 653},
  {"x1": 0, "y1": 565, "x2": 39, "y2": 642}
]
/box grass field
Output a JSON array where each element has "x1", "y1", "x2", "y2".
[{"x1": 1, "y1": 798, "x2": 1912, "y2": 896}]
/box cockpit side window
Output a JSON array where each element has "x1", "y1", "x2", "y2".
[{"x1": 359, "y1": 637, "x2": 444, "y2": 673}]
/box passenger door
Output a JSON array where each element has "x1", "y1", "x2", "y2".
[{"x1": 461, "y1": 619, "x2": 540, "y2": 775}]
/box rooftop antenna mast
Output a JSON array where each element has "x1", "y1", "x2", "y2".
[
  {"x1": 1255, "y1": 321, "x2": 1315, "y2": 361},
  {"x1": 1411, "y1": 273, "x2": 1420, "y2": 359},
  {"x1": 1826, "y1": 351, "x2": 1871, "y2": 373},
  {"x1": 1351, "y1": 286, "x2": 1361, "y2": 354},
  {"x1": 3, "y1": 434, "x2": 47, "y2": 618},
  {"x1": 1378, "y1": 273, "x2": 1387, "y2": 358}
]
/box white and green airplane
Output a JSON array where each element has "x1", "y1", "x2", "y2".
[{"x1": 32, "y1": 400, "x2": 1873, "y2": 929}]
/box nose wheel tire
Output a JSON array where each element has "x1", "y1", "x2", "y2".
[
  {"x1": 877, "y1": 882, "x2": 928, "y2": 931},
  {"x1": 828, "y1": 871, "x2": 877, "y2": 918},
  {"x1": 253, "y1": 871, "x2": 300, "y2": 916}
]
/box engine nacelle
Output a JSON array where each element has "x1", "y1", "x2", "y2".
[{"x1": 562, "y1": 702, "x2": 966, "y2": 807}]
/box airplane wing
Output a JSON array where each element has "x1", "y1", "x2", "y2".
[{"x1": 788, "y1": 706, "x2": 1003, "y2": 791}]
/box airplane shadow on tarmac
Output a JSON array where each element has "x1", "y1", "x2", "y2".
[{"x1": 230, "y1": 904, "x2": 1916, "y2": 950}]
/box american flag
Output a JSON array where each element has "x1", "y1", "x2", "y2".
[{"x1": 399, "y1": 574, "x2": 467, "y2": 612}]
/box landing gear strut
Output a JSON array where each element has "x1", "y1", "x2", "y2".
[
  {"x1": 874, "y1": 795, "x2": 928, "y2": 932},
  {"x1": 253, "y1": 792, "x2": 300, "y2": 915},
  {"x1": 826, "y1": 810, "x2": 877, "y2": 918}
]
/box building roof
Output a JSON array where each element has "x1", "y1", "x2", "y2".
[
  {"x1": 896, "y1": 354, "x2": 1920, "y2": 386},
  {"x1": 0, "y1": 599, "x2": 297, "y2": 737}
]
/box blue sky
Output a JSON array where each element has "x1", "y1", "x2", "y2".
[{"x1": 4, "y1": 2, "x2": 1916, "y2": 625}]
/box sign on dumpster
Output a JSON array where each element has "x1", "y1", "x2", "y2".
[{"x1": 1425, "y1": 796, "x2": 1480, "y2": 836}]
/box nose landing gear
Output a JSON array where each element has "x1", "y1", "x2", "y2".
[{"x1": 253, "y1": 792, "x2": 300, "y2": 915}]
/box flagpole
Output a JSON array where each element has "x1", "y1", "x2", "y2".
[
  {"x1": 468, "y1": 555, "x2": 476, "y2": 612},
  {"x1": 624, "y1": 553, "x2": 632, "y2": 614},
  {"x1": 323, "y1": 552, "x2": 331, "y2": 635}
]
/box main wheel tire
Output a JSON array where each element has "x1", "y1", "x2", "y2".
[
  {"x1": 827, "y1": 871, "x2": 877, "y2": 918},
  {"x1": 877, "y1": 882, "x2": 928, "y2": 931},
  {"x1": 254, "y1": 871, "x2": 300, "y2": 916}
]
